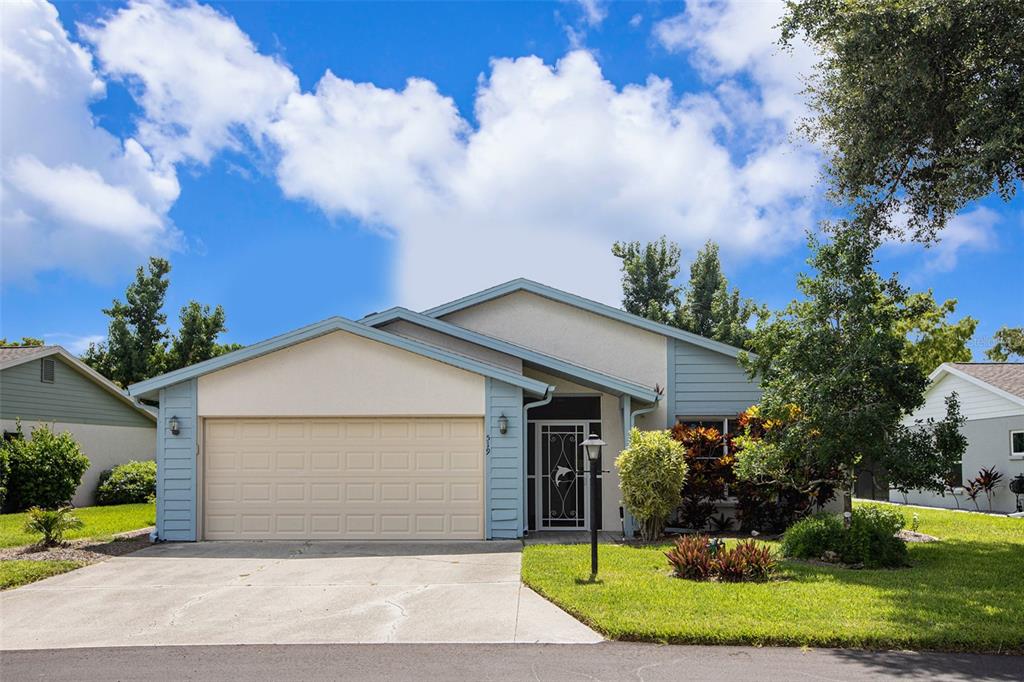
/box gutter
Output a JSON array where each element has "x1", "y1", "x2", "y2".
[
  {"x1": 522, "y1": 385, "x2": 556, "y2": 536},
  {"x1": 620, "y1": 397, "x2": 661, "y2": 538}
]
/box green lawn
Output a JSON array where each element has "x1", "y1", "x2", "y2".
[
  {"x1": 0, "y1": 560, "x2": 85, "y2": 590},
  {"x1": 522, "y1": 503, "x2": 1024, "y2": 653},
  {"x1": 0, "y1": 502, "x2": 155, "y2": 548}
]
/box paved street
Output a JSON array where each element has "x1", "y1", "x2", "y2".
[{"x1": 2, "y1": 642, "x2": 1021, "y2": 681}]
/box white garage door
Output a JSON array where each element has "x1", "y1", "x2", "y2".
[{"x1": 203, "y1": 418, "x2": 485, "y2": 540}]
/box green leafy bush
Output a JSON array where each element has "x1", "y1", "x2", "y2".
[
  {"x1": 0, "y1": 444, "x2": 10, "y2": 511},
  {"x1": 781, "y1": 506, "x2": 907, "y2": 568},
  {"x1": 5, "y1": 423, "x2": 90, "y2": 511},
  {"x1": 844, "y1": 505, "x2": 908, "y2": 568},
  {"x1": 616, "y1": 428, "x2": 687, "y2": 541},
  {"x1": 666, "y1": 535, "x2": 777, "y2": 582},
  {"x1": 24, "y1": 506, "x2": 84, "y2": 546},
  {"x1": 780, "y1": 513, "x2": 845, "y2": 560},
  {"x1": 96, "y1": 460, "x2": 156, "y2": 505}
]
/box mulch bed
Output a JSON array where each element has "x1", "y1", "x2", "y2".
[{"x1": 0, "y1": 527, "x2": 154, "y2": 565}]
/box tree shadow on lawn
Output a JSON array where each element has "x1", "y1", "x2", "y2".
[{"x1": 791, "y1": 539, "x2": 1024, "y2": 653}]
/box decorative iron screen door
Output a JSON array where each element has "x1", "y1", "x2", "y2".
[{"x1": 537, "y1": 423, "x2": 588, "y2": 529}]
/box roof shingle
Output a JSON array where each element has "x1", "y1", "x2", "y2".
[{"x1": 948, "y1": 363, "x2": 1024, "y2": 400}]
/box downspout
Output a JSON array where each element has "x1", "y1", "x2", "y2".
[
  {"x1": 522, "y1": 385, "x2": 556, "y2": 537},
  {"x1": 620, "y1": 396, "x2": 661, "y2": 538}
]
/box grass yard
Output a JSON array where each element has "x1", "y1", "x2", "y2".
[
  {"x1": 0, "y1": 502, "x2": 155, "y2": 548},
  {"x1": 522, "y1": 503, "x2": 1024, "y2": 653},
  {"x1": 0, "y1": 560, "x2": 85, "y2": 590}
]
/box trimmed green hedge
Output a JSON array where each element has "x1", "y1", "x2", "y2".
[{"x1": 96, "y1": 460, "x2": 156, "y2": 505}]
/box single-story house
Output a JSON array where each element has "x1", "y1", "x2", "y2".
[
  {"x1": 1, "y1": 345, "x2": 157, "y2": 507},
  {"x1": 128, "y1": 279, "x2": 762, "y2": 541},
  {"x1": 890, "y1": 362, "x2": 1024, "y2": 513}
]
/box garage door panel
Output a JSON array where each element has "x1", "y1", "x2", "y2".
[{"x1": 203, "y1": 418, "x2": 484, "y2": 540}]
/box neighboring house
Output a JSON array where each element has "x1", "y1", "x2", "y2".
[
  {"x1": 1, "y1": 345, "x2": 157, "y2": 507},
  {"x1": 890, "y1": 363, "x2": 1024, "y2": 514},
  {"x1": 128, "y1": 279, "x2": 761, "y2": 542}
]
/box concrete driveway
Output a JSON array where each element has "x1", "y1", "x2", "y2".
[{"x1": 0, "y1": 541, "x2": 600, "y2": 649}]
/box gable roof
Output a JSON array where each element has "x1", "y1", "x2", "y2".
[
  {"x1": 930, "y1": 362, "x2": 1024, "y2": 408},
  {"x1": 362, "y1": 307, "x2": 660, "y2": 403},
  {"x1": 128, "y1": 316, "x2": 553, "y2": 400},
  {"x1": 0, "y1": 346, "x2": 157, "y2": 422},
  {"x1": 421, "y1": 278, "x2": 748, "y2": 359}
]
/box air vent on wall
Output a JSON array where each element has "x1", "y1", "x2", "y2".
[{"x1": 40, "y1": 357, "x2": 55, "y2": 383}]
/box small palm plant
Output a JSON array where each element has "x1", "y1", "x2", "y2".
[
  {"x1": 974, "y1": 467, "x2": 1004, "y2": 512},
  {"x1": 24, "y1": 507, "x2": 84, "y2": 547}
]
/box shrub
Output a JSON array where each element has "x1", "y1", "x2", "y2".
[
  {"x1": 714, "y1": 545, "x2": 749, "y2": 582},
  {"x1": 97, "y1": 460, "x2": 156, "y2": 505},
  {"x1": 780, "y1": 513, "x2": 845, "y2": 560},
  {"x1": 666, "y1": 535, "x2": 777, "y2": 582},
  {"x1": 843, "y1": 505, "x2": 907, "y2": 568},
  {"x1": 781, "y1": 506, "x2": 907, "y2": 568},
  {"x1": 24, "y1": 506, "x2": 84, "y2": 546},
  {"x1": 729, "y1": 539, "x2": 778, "y2": 581},
  {"x1": 0, "y1": 444, "x2": 10, "y2": 511},
  {"x1": 617, "y1": 428, "x2": 687, "y2": 541},
  {"x1": 5, "y1": 423, "x2": 89, "y2": 511},
  {"x1": 665, "y1": 534, "x2": 714, "y2": 580}
]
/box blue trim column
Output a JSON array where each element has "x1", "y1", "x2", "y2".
[
  {"x1": 620, "y1": 395, "x2": 636, "y2": 538},
  {"x1": 485, "y1": 378, "x2": 525, "y2": 539}
]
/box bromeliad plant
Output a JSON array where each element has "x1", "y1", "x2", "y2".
[{"x1": 665, "y1": 535, "x2": 777, "y2": 582}]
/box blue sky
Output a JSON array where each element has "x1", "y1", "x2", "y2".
[{"x1": 2, "y1": 0, "x2": 1021, "y2": 356}]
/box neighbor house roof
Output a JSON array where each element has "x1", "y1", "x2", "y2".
[
  {"x1": 930, "y1": 362, "x2": 1024, "y2": 408},
  {"x1": 0, "y1": 345, "x2": 157, "y2": 421},
  {"x1": 128, "y1": 316, "x2": 553, "y2": 400},
  {"x1": 361, "y1": 307, "x2": 661, "y2": 403},
  {"x1": 420, "y1": 278, "x2": 749, "y2": 359}
]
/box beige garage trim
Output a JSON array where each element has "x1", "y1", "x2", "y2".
[{"x1": 203, "y1": 417, "x2": 484, "y2": 540}]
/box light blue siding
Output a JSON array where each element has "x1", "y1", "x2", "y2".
[
  {"x1": 671, "y1": 339, "x2": 761, "y2": 419},
  {"x1": 1, "y1": 357, "x2": 153, "y2": 427},
  {"x1": 157, "y1": 380, "x2": 197, "y2": 541},
  {"x1": 485, "y1": 378, "x2": 524, "y2": 539}
]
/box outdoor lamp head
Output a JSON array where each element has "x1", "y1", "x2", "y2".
[
  {"x1": 498, "y1": 414, "x2": 509, "y2": 435},
  {"x1": 169, "y1": 415, "x2": 181, "y2": 436},
  {"x1": 580, "y1": 434, "x2": 606, "y2": 461}
]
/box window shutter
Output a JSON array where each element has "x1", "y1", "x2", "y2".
[{"x1": 40, "y1": 357, "x2": 55, "y2": 383}]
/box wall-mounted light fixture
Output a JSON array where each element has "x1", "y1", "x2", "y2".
[
  {"x1": 498, "y1": 414, "x2": 509, "y2": 435},
  {"x1": 168, "y1": 415, "x2": 181, "y2": 436}
]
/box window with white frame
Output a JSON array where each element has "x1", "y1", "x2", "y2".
[
  {"x1": 675, "y1": 417, "x2": 737, "y2": 458},
  {"x1": 1011, "y1": 430, "x2": 1024, "y2": 458}
]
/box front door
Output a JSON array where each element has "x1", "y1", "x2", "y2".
[{"x1": 535, "y1": 422, "x2": 588, "y2": 529}]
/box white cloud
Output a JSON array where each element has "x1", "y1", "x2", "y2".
[
  {"x1": 80, "y1": 0, "x2": 298, "y2": 166},
  {"x1": 8, "y1": 0, "x2": 823, "y2": 309},
  {"x1": 629, "y1": 14, "x2": 643, "y2": 29},
  {"x1": 43, "y1": 333, "x2": 105, "y2": 355},
  {"x1": 268, "y1": 51, "x2": 817, "y2": 307},
  {"x1": 0, "y1": 0, "x2": 180, "y2": 283},
  {"x1": 923, "y1": 207, "x2": 999, "y2": 272},
  {"x1": 573, "y1": 0, "x2": 607, "y2": 27},
  {"x1": 653, "y1": 0, "x2": 818, "y2": 130}
]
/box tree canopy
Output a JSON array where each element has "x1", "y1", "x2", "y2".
[
  {"x1": 611, "y1": 237, "x2": 681, "y2": 325},
  {"x1": 781, "y1": 0, "x2": 1024, "y2": 242},
  {"x1": 897, "y1": 292, "x2": 977, "y2": 376},
  {"x1": 83, "y1": 257, "x2": 240, "y2": 386},
  {"x1": 612, "y1": 238, "x2": 762, "y2": 349},
  {"x1": 736, "y1": 232, "x2": 966, "y2": 508},
  {"x1": 0, "y1": 337, "x2": 44, "y2": 347},
  {"x1": 986, "y1": 326, "x2": 1024, "y2": 361}
]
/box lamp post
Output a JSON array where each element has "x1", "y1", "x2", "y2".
[{"x1": 580, "y1": 434, "x2": 606, "y2": 579}]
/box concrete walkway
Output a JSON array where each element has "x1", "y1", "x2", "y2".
[{"x1": 0, "y1": 541, "x2": 600, "y2": 649}]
